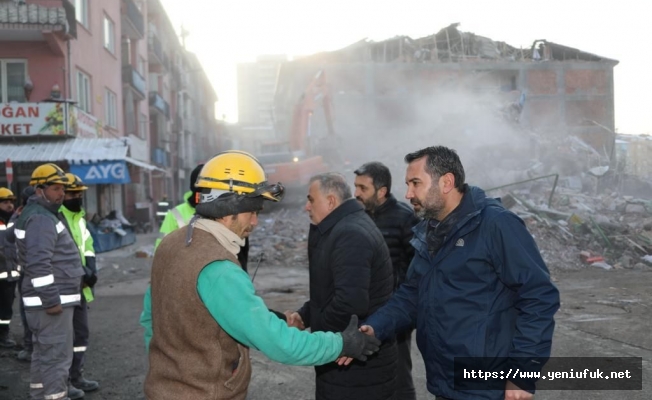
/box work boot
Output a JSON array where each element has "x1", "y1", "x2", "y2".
[
  {"x1": 0, "y1": 327, "x2": 16, "y2": 348},
  {"x1": 71, "y1": 377, "x2": 99, "y2": 392},
  {"x1": 67, "y1": 384, "x2": 85, "y2": 399},
  {"x1": 17, "y1": 348, "x2": 32, "y2": 361}
]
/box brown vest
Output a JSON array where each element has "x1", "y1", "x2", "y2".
[{"x1": 145, "y1": 227, "x2": 252, "y2": 400}]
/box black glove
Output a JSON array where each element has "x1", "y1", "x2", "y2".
[
  {"x1": 339, "y1": 315, "x2": 381, "y2": 362},
  {"x1": 84, "y1": 273, "x2": 98, "y2": 288}
]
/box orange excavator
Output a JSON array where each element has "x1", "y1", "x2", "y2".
[{"x1": 258, "y1": 69, "x2": 341, "y2": 202}]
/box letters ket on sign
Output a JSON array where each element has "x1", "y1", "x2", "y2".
[{"x1": 70, "y1": 161, "x2": 131, "y2": 184}]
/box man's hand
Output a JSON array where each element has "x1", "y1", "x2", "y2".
[
  {"x1": 84, "y1": 273, "x2": 98, "y2": 288},
  {"x1": 505, "y1": 380, "x2": 533, "y2": 400},
  {"x1": 338, "y1": 316, "x2": 381, "y2": 363},
  {"x1": 284, "y1": 311, "x2": 305, "y2": 330},
  {"x1": 337, "y1": 324, "x2": 376, "y2": 366},
  {"x1": 45, "y1": 304, "x2": 63, "y2": 315}
]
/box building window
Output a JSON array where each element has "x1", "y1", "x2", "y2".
[
  {"x1": 75, "y1": 0, "x2": 89, "y2": 28},
  {"x1": 0, "y1": 59, "x2": 27, "y2": 103},
  {"x1": 103, "y1": 16, "x2": 115, "y2": 54},
  {"x1": 138, "y1": 57, "x2": 147, "y2": 77},
  {"x1": 76, "y1": 70, "x2": 91, "y2": 113},
  {"x1": 139, "y1": 113, "x2": 148, "y2": 139},
  {"x1": 105, "y1": 89, "x2": 117, "y2": 128}
]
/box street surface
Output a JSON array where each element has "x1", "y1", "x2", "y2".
[{"x1": 1, "y1": 230, "x2": 651, "y2": 400}]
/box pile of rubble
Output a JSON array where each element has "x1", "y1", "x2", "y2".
[
  {"x1": 497, "y1": 186, "x2": 652, "y2": 272},
  {"x1": 249, "y1": 207, "x2": 311, "y2": 268}
]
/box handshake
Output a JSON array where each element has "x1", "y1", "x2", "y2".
[{"x1": 283, "y1": 311, "x2": 379, "y2": 364}]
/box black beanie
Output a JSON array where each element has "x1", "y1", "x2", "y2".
[
  {"x1": 21, "y1": 186, "x2": 36, "y2": 206},
  {"x1": 195, "y1": 192, "x2": 264, "y2": 220},
  {"x1": 190, "y1": 164, "x2": 204, "y2": 192}
]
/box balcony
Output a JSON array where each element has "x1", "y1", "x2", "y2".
[
  {"x1": 0, "y1": 1, "x2": 76, "y2": 42},
  {"x1": 121, "y1": 65, "x2": 146, "y2": 100},
  {"x1": 148, "y1": 33, "x2": 164, "y2": 65},
  {"x1": 149, "y1": 92, "x2": 170, "y2": 119},
  {"x1": 121, "y1": 0, "x2": 145, "y2": 39}
]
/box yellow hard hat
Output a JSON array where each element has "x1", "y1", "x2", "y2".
[
  {"x1": 0, "y1": 187, "x2": 15, "y2": 201},
  {"x1": 64, "y1": 173, "x2": 88, "y2": 191},
  {"x1": 195, "y1": 150, "x2": 284, "y2": 202},
  {"x1": 29, "y1": 163, "x2": 69, "y2": 186}
]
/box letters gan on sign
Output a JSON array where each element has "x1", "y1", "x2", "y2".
[{"x1": 0, "y1": 103, "x2": 76, "y2": 136}]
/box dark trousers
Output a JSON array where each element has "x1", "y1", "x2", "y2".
[
  {"x1": 26, "y1": 307, "x2": 74, "y2": 400},
  {"x1": 18, "y1": 275, "x2": 33, "y2": 349},
  {"x1": 70, "y1": 295, "x2": 89, "y2": 380},
  {"x1": 395, "y1": 329, "x2": 416, "y2": 400},
  {"x1": 0, "y1": 279, "x2": 16, "y2": 329}
]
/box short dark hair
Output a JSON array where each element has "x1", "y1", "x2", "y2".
[
  {"x1": 404, "y1": 146, "x2": 465, "y2": 189},
  {"x1": 310, "y1": 172, "x2": 352, "y2": 202},
  {"x1": 354, "y1": 162, "x2": 392, "y2": 195}
]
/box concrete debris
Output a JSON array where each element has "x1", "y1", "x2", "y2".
[
  {"x1": 249, "y1": 207, "x2": 311, "y2": 268},
  {"x1": 497, "y1": 184, "x2": 652, "y2": 271}
]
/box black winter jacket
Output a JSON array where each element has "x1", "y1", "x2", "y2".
[
  {"x1": 299, "y1": 199, "x2": 397, "y2": 400},
  {"x1": 368, "y1": 194, "x2": 420, "y2": 289}
]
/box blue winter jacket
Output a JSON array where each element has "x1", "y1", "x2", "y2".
[{"x1": 365, "y1": 186, "x2": 560, "y2": 400}]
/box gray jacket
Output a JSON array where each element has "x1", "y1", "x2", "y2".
[
  {"x1": 15, "y1": 195, "x2": 85, "y2": 310},
  {"x1": 0, "y1": 213, "x2": 19, "y2": 282}
]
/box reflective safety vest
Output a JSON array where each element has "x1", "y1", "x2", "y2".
[
  {"x1": 0, "y1": 219, "x2": 20, "y2": 281},
  {"x1": 155, "y1": 191, "x2": 195, "y2": 250},
  {"x1": 60, "y1": 206, "x2": 95, "y2": 266}
]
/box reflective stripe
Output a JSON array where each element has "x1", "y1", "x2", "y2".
[
  {"x1": 0, "y1": 225, "x2": 5, "y2": 231},
  {"x1": 73, "y1": 346, "x2": 87, "y2": 352},
  {"x1": 61, "y1": 294, "x2": 81, "y2": 304},
  {"x1": 14, "y1": 229, "x2": 25, "y2": 239},
  {"x1": 84, "y1": 251, "x2": 95, "y2": 257},
  {"x1": 158, "y1": 202, "x2": 169, "y2": 206},
  {"x1": 156, "y1": 212, "x2": 167, "y2": 216},
  {"x1": 23, "y1": 294, "x2": 81, "y2": 307},
  {"x1": 23, "y1": 297, "x2": 42, "y2": 307},
  {"x1": 30, "y1": 383, "x2": 44, "y2": 389},
  {"x1": 32, "y1": 274, "x2": 54, "y2": 288},
  {"x1": 170, "y1": 208, "x2": 188, "y2": 228},
  {"x1": 0, "y1": 319, "x2": 10, "y2": 325},
  {"x1": 45, "y1": 391, "x2": 67, "y2": 400},
  {"x1": 7, "y1": 222, "x2": 12, "y2": 228},
  {"x1": 0, "y1": 271, "x2": 20, "y2": 279},
  {"x1": 55, "y1": 221, "x2": 65, "y2": 234},
  {"x1": 16, "y1": 265, "x2": 21, "y2": 272}
]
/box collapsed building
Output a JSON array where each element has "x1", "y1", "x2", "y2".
[{"x1": 270, "y1": 23, "x2": 619, "y2": 191}]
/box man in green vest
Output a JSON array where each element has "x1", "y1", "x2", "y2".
[{"x1": 60, "y1": 173, "x2": 99, "y2": 398}]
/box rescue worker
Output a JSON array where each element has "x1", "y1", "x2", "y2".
[
  {"x1": 16, "y1": 163, "x2": 85, "y2": 400},
  {"x1": 141, "y1": 164, "x2": 256, "y2": 351},
  {"x1": 0, "y1": 187, "x2": 18, "y2": 348},
  {"x1": 60, "y1": 173, "x2": 99, "y2": 396},
  {"x1": 16, "y1": 186, "x2": 36, "y2": 361},
  {"x1": 144, "y1": 151, "x2": 381, "y2": 400}
]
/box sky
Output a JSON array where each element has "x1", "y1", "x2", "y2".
[{"x1": 159, "y1": 0, "x2": 651, "y2": 134}]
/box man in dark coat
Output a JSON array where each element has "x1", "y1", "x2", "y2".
[
  {"x1": 288, "y1": 172, "x2": 397, "y2": 400},
  {"x1": 354, "y1": 161, "x2": 420, "y2": 400},
  {"x1": 360, "y1": 146, "x2": 560, "y2": 400}
]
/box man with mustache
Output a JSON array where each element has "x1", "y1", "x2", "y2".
[
  {"x1": 353, "y1": 162, "x2": 420, "y2": 400},
  {"x1": 15, "y1": 164, "x2": 86, "y2": 400},
  {"x1": 287, "y1": 172, "x2": 397, "y2": 400},
  {"x1": 356, "y1": 146, "x2": 560, "y2": 400},
  {"x1": 145, "y1": 151, "x2": 380, "y2": 400}
]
